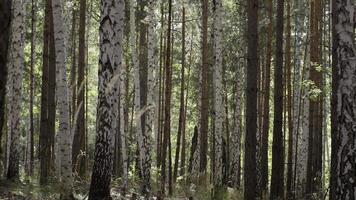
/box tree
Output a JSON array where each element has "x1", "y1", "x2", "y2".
[
  {"x1": 6, "y1": 0, "x2": 25, "y2": 180},
  {"x1": 199, "y1": 0, "x2": 209, "y2": 175},
  {"x1": 212, "y1": 0, "x2": 224, "y2": 189},
  {"x1": 173, "y1": 5, "x2": 186, "y2": 182},
  {"x1": 52, "y1": 0, "x2": 73, "y2": 197},
  {"x1": 330, "y1": 0, "x2": 356, "y2": 199},
  {"x1": 161, "y1": 0, "x2": 173, "y2": 195},
  {"x1": 270, "y1": 0, "x2": 285, "y2": 198},
  {"x1": 261, "y1": 0, "x2": 272, "y2": 194},
  {"x1": 244, "y1": 0, "x2": 258, "y2": 199},
  {"x1": 88, "y1": 0, "x2": 125, "y2": 199},
  {"x1": 0, "y1": 0, "x2": 12, "y2": 158},
  {"x1": 72, "y1": 0, "x2": 86, "y2": 177}
]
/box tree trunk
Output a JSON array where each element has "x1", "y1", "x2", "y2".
[
  {"x1": 212, "y1": 0, "x2": 224, "y2": 190},
  {"x1": 0, "y1": 0, "x2": 11, "y2": 158},
  {"x1": 173, "y1": 6, "x2": 186, "y2": 183},
  {"x1": 52, "y1": 0, "x2": 73, "y2": 197},
  {"x1": 160, "y1": 0, "x2": 172, "y2": 195},
  {"x1": 270, "y1": 0, "x2": 285, "y2": 198},
  {"x1": 26, "y1": 0, "x2": 36, "y2": 177},
  {"x1": 6, "y1": 0, "x2": 25, "y2": 180},
  {"x1": 88, "y1": 0, "x2": 124, "y2": 199},
  {"x1": 199, "y1": 0, "x2": 209, "y2": 175},
  {"x1": 330, "y1": 0, "x2": 356, "y2": 199},
  {"x1": 73, "y1": 0, "x2": 86, "y2": 177},
  {"x1": 245, "y1": 0, "x2": 258, "y2": 199},
  {"x1": 261, "y1": 0, "x2": 272, "y2": 194}
]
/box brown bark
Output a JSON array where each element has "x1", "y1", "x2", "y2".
[
  {"x1": 270, "y1": 0, "x2": 285, "y2": 199},
  {"x1": 245, "y1": 0, "x2": 258, "y2": 199},
  {"x1": 199, "y1": 0, "x2": 209, "y2": 174},
  {"x1": 160, "y1": 0, "x2": 172, "y2": 195}
]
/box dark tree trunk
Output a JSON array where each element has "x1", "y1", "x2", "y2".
[
  {"x1": 261, "y1": 0, "x2": 272, "y2": 194},
  {"x1": 199, "y1": 0, "x2": 209, "y2": 175},
  {"x1": 160, "y1": 0, "x2": 172, "y2": 195},
  {"x1": 0, "y1": 0, "x2": 12, "y2": 158},
  {"x1": 244, "y1": 0, "x2": 258, "y2": 199},
  {"x1": 270, "y1": 0, "x2": 285, "y2": 199}
]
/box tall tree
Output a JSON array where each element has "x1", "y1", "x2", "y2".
[
  {"x1": 261, "y1": 0, "x2": 272, "y2": 195},
  {"x1": 330, "y1": 0, "x2": 356, "y2": 199},
  {"x1": 6, "y1": 0, "x2": 25, "y2": 180},
  {"x1": 52, "y1": 0, "x2": 73, "y2": 197},
  {"x1": 173, "y1": 5, "x2": 186, "y2": 182},
  {"x1": 88, "y1": 0, "x2": 125, "y2": 199},
  {"x1": 244, "y1": 0, "x2": 258, "y2": 199},
  {"x1": 161, "y1": 0, "x2": 173, "y2": 195},
  {"x1": 199, "y1": 0, "x2": 209, "y2": 175},
  {"x1": 270, "y1": 0, "x2": 285, "y2": 198},
  {"x1": 26, "y1": 0, "x2": 37, "y2": 177},
  {"x1": 0, "y1": 0, "x2": 12, "y2": 159},
  {"x1": 72, "y1": 0, "x2": 86, "y2": 177},
  {"x1": 212, "y1": 0, "x2": 224, "y2": 190},
  {"x1": 307, "y1": 0, "x2": 323, "y2": 197}
]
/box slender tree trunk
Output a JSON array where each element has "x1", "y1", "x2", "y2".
[
  {"x1": 245, "y1": 0, "x2": 258, "y2": 199},
  {"x1": 39, "y1": 0, "x2": 51, "y2": 184},
  {"x1": 70, "y1": 7, "x2": 77, "y2": 129},
  {"x1": 26, "y1": 0, "x2": 36, "y2": 177},
  {"x1": 6, "y1": 0, "x2": 25, "y2": 180},
  {"x1": 88, "y1": 0, "x2": 124, "y2": 199},
  {"x1": 0, "y1": 0, "x2": 11, "y2": 158},
  {"x1": 73, "y1": 0, "x2": 86, "y2": 177},
  {"x1": 199, "y1": 0, "x2": 209, "y2": 176},
  {"x1": 285, "y1": 0, "x2": 294, "y2": 197},
  {"x1": 261, "y1": 0, "x2": 272, "y2": 195},
  {"x1": 270, "y1": 0, "x2": 285, "y2": 198},
  {"x1": 160, "y1": 0, "x2": 172, "y2": 196},
  {"x1": 330, "y1": 0, "x2": 356, "y2": 199},
  {"x1": 173, "y1": 6, "x2": 186, "y2": 182}
]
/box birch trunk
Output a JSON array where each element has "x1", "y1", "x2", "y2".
[
  {"x1": 88, "y1": 0, "x2": 124, "y2": 199},
  {"x1": 6, "y1": 0, "x2": 25, "y2": 180},
  {"x1": 52, "y1": 0, "x2": 73, "y2": 197},
  {"x1": 330, "y1": 0, "x2": 356, "y2": 199},
  {"x1": 212, "y1": 0, "x2": 224, "y2": 188}
]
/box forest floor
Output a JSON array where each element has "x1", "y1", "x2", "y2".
[{"x1": 0, "y1": 178, "x2": 242, "y2": 200}]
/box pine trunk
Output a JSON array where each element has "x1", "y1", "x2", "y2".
[{"x1": 270, "y1": 0, "x2": 285, "y2": 198}]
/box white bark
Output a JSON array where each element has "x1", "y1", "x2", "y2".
[
  {"x1": 6, "y1": 0, "x2": 25, "y2": 179},
  {"x1": 333, "y1": 0, "x2": 356, "y2": 198},
  {"x1": 213, "y1": 0, "x2": 224, "y2": 187},
  {"x1": 51, "y1": 0, "x2": 73, "y2": 197}
]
